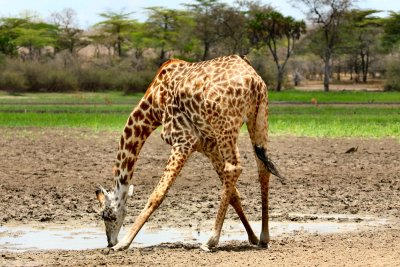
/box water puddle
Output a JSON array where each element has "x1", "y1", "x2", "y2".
[{"x1": 0, "y1": 214, "x2": 388, "y2": 252}]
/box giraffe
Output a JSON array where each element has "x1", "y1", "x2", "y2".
[{"x1": 95, "y1": 55, "x2": 284, "y2": 252}]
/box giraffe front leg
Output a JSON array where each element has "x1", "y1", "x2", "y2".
[
  {"x1": 201, "y1": 162, "x2": 242, "y2": 252},
  {"x1": 112, "y1": 144, "x2": 193, "y2": 251}
]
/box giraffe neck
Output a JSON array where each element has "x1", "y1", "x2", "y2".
[{"x1": 112, "y1": 93, "x2": 161, "y2": 201}]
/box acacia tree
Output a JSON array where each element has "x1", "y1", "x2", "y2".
[
  {"x1": 95, "y1": 11, "x2": 136, "y2": 57},
  {"x1": 292, "y1": 0, "x2": 354, "y2": 91},
  {"x1": 342, "y1": 9, "x2": 383, "y2": 83},
  {"x1": 213, "y1": 4, "x2": 249, "y2": 55},
  {"x1": 11, "y1": 21, "x2": 58, "y2": 60},
  {"x1": 51, "y1": 8, "x2": 83, "y2": 54},
  {"x1": 0, "y1": 17, "x2": 28, "y2": 56},
  {"x1": 184, "y1": 0, "x2": 225, "y2": 60},
  {"x1": 249, "y1": 10, "x2": 306, "y2": 91},
  {"x1": 382, "y1": 11, "x2": 400, "y2": 52},
  {"x1": 145, "y1": 7, "x2": 185, "y2": 61}
]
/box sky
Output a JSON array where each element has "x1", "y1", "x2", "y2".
[{"x1": 0, "y1": 0, "x2": 399, "y2": 29}]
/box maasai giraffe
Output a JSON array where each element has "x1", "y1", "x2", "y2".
[{"x1": 95, "y1": 55, "x2": 284, "y2": 252}]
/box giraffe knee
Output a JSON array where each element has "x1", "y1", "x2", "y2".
[{"x1": 224, "y1": 162, "x2": 242, "y2": 177}]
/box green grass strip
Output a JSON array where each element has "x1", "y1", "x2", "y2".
[
  {"x1": 1, "y1": 111, "x2": 398, "y2": 138},
  {"x1": 269, "y1": 90, "x2": 400, "y2": 103},
  {"x1": 1, "y1": 90, "x2": 400, "y2": 104}
]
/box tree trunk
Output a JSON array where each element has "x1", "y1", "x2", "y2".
[
  {"x1": 276, "y1": 69, "x2": 283, "y2": 91},
  {"x1": 117, "y1": 40, "x2": 122, "y2": 57},
  {"x1": 360, "y1": 51, "x2": 366, "y2": 83},
  {"x1": 323, "y1": 47, "x2": 331, "y2": 92},
  {"x1": 202, "y1": 41, "x2": 210, "y2": 61},
  {"x1": 336, "y1": 62, "x2": 341, "y2": 81},
  {"x1": 363, "y1": 50, "x2": 369, "y2": 83},
  {"x1": 160, "y1": 47, "x2": 166, "y2": 61},
  {"x1": 354, "y1": 57, "x2": 360, "y2": 83},
  {"x1": 323, "y1": 64, "x2": 330, "y2": 92}
]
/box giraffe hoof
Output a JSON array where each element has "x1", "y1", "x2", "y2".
[
  {"x1": 258, "y1": 242, "x2": 270, "y2": 249},
  {"x1": 200, "y1": 244, "x2": 215, "y2": 252},
  {"x1": 249, "y1": 236, "x2": 259, "y2": 245},
  {"x1": 111, "y1": 243, "x2": 129, "y2": 252}
]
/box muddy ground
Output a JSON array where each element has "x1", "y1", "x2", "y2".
[{"x1": 0, "y1": 128, "x2": 399, "y2": 266}]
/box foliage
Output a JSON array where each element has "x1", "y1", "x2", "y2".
[
  {"x1": 183, "y1": 0, "x2": 226, "y2": 60},
  {"x1": 0, "y1": 70, "x2": 28, "y2": 91},
  {"x1": 50, "y1": 8, "x2": 83, "y2": 53},
  {"x1": 94, "y1": 11, "x2": 137, "y2": 57},
  {"x1": 248, "y1": 10, "x2": 306, "y2": 91},
  {"x1": 0, "y1": 4, "x2": 400, "y2": 92},
  {"x1": 145, "y1": 7, "x2": 188, "y2": 61},
  {"x1": 292, "y1": 0, "x2": 355, "y2": 91},
  {"x1": 0, "y1": 18, "x2": 27, "y2": 55},
  {"x1": 382, "y1": 11, "x2": 400, "y2": 51},
  {"x1": 384, "y1": 58, "x2": 400, "y2": 91},
  {"x1": 0, "y1": 57, "x2": 156, "y2": 92},
  {"x1": 340, "y1": 9, "x2": 384, "y2": 83}
]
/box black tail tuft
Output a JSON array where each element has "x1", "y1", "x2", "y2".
[{"x1": 254, "y1": 145, "x2": 285, "y2": 182}]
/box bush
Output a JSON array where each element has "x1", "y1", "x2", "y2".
[
  {"x1": 247, "y1": 51, "x2": 278, "y2": 89},
  {"x1": 75, "y1": 67, "x2": 113, "y2": 91},
  {"x1": 118, "y1": 70, "x2": 155, "y2": 93},
  {"x1": 0, "y1": 56, "x2": 158, "y2": 92},
  {"x1": 43, "y1": 70, "x2": 78, "y2": 92},
  {"x1": 17, "y1": 61, "x2": 43, "y2": 91},
  {"x1": 0, "y1": 70, "x2": 28, "y2": 92},
  {"x1": 384, "y1": 60, "x2": 400, "y2": 91}
]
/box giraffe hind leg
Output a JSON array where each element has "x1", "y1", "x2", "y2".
[
  {"x1": 246, "y1": 100, "x2": 276, "y2": 248},
  {"x1": 203, "y1": 143, "x2": 259, "y2": 247},
  {"x1": 254, "y1": 145, "x2": 285, "y2": 183},
  {"x1": 200, "y1": 130, "x2": 245, "y2": 251}
]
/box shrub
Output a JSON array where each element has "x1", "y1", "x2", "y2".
[
  {"x1": 247, "y1": 52, "x2": 277, "y2": 89},
  {"x1": 19, "y1": 61, "x2": 44, "y2": 91},
  {"x1": 0, "y1": 56, "x2": 159, "y2": 92},
  {"x1": 384, "y1": 60, "x2": 400, "y2": 91},
  {"x1": 118, "y1": 70, "x2": 155, "y2": 93},
  {"x1": 0, "y1": 70, "x2": 28, "y2": 92},
  {"x1": 43, "y1": 70, "x2": 78, "y2": 92},
  {"x1": 75, "y1": 67, "x2": 111, "y2": 91}
]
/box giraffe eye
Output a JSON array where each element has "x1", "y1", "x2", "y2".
[{"x1": 102, "y1": 210, "x2": 117, "y2": 221}]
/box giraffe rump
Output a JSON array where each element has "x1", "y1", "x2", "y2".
[{"x1": 254, "y1": 145, "x2": 285, "y2": 183}]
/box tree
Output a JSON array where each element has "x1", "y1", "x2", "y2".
[
  {"x1": 213, "y1": 4, "x2": 249, "y2": 55},
  {"x1": 11, "y1": 20, "x2": 58, "y2": 60},
  {"x1": 0, "y1": 17, "x2": 28, "y2": 56},
  {"x1": 51, "y1": 8, "x2": 83, "y2": 54},
  {"x1": 129, "y1": 22, "x2": 154, "y2": 61},
  {"x1": 342, "y1": 9, "x2": 383, "y2": 83},
  {"x1": 292, "y1": 0, "x2": 355, "y2": 91},
  {"x1": 95, "y1": 11, "x2": 136, "y2": 57},
  {"x1": 382, "y1": 11, "x2": 400, "y2": 52},
  {"x1": 184, "y1": 0, "x2": 225, "y2": 60},
  {"x1": 145, "y1": 7, "x2": 184, "y2": 61},
  {"x1": 249, "y1": 10, "x2": 306, "y2": 91}
]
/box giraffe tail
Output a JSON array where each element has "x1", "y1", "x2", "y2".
[{"x1": 254, "y1": 145, "x2": 286, "y2": 184}]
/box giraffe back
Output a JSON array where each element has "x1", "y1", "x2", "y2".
[{"x1": 148, "y1": 55, "x2": 267, "y2": 145}]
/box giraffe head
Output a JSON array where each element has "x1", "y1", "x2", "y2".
[{"x1": 95, "y1": 185, "x2": 133, "y2": 247}]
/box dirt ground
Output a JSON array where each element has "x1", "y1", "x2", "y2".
[{"x1": 0, "y1": 128, "x2": 399, "y2": 266}]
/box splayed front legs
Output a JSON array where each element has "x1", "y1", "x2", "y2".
[{"x1": 111, "y1": 144, "x2": 193, "y2": 251}]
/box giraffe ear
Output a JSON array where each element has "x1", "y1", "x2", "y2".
[
  {"x1": 128, "y1": 185, "x2": 134, "y2": 197},
  {"x1": 95, "y1": 186, "x2": 108, "y2": 207}
]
